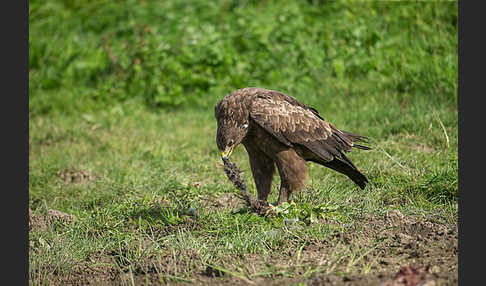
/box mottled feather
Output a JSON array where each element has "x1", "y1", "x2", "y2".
[{"x1": 248, "y1": 91, "x2": 360, "y2": 165}]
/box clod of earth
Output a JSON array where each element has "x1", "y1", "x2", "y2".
[
  {"x1": 29, "y1": 208, "x2": 77, "y2": 231},
  {"x1": 29, "y1": 208, "x2": 47, "y2": 231},
  {"x1": 47, "y1": 209, "x2": 78, "y2": 225},
  {"x1": 57, "y1": 168, "x2": 97, "y2": 184}
]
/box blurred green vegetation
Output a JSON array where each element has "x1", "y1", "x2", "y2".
[{"x1": 29, "y1": 0, "x2": 457, "y2": 116}]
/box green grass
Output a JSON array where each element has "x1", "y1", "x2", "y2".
[{"x1": 29, "y1": 0, "x2": 457, "y2": 284}]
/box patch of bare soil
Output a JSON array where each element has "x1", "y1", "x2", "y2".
[
  {"x1": 33, "y1": 210, "x2": 457, "y2": 286},
  {"x1": 200, "y1": 193, "x2": 247, "y2": 212},
  {"x1": 57, "y1": 168, "x2": 97, "y2": 184},
  {"x1": 29, "y1": 208, "x2": 77, "y2": 231},
  {"x1": 38, "y1": 252, "x2": 122, "y2": 286},
  {"x1": 29, "y1": 208, "x2": 48, "y2": 232},
  {"x1": 297, "y1": 210, "x2": 458, "y2": 286}
]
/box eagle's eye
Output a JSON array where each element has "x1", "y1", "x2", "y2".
[
  {"x1": 242, "y1": 123, "x2": 249, "y2": 129},
  {"x1": 229, "y1": 139, "x2": 234, "y2": 146}
]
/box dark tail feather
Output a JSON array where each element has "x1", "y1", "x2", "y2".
[
  {"x1": 319, "y1": 158, "x2": 369, "y2": 190},
  {"x1": 353, "y1": 144, "x2": 371, "y2": 150},
  {"x1": 340, "y1": 130, "x2": 372, "y2": 151}
]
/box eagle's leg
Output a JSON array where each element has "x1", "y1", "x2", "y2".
[
  {"x1": 244, "y1": 145, "x2": 276, "y2": 203},
  {"x1": 275, "y1": 149, "x2": 308, "y2": 205}
]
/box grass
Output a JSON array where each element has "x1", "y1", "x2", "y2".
[
  {"x1": 29, "y1": 0, "x2": 458, "y2": 284},
  {"x1": 29, "y1": 95, "x2": 457, "y2": 283}
]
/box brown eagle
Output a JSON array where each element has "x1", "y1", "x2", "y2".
[{"x1": 215, "y1": 87, "x2": 370, "y2": 205}]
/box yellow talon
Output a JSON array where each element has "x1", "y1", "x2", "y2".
[{"x1": 266, "y1": 203, "x2": 276, "y2": 215}]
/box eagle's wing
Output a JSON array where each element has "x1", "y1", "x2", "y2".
[{"x1": 249, "y1": 93, "x2": 367, "y2": 165}]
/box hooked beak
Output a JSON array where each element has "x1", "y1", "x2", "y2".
[{"x1": 221, "y1": 145, "x2": 235, "y2": 162}]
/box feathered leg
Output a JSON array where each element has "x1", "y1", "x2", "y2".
[
  {"x1": 244, "y1": 145, "x2": 276, "y2": 202},
  {"x1": 275, "y1": 148, "x2": 308, "y2": 205}
]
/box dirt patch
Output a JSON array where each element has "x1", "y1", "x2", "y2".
[
  {"x1": 40, "y1": 252, "x2": 121, "y2": 286},
  {"x1": 29, "y1": 208, "x2": 48, "y2": 231},
  {"x1": 200, "y1": 193, "x2": 247, "y2": 212},
  {"x1": 57, "y1": 168, "x2": 97, "y2": 184},
  {"x1": 29, "y1": 208, "x2": 77, "y2": 231},
  {"x1": 213, "y1": 193, "x2": 247, "y2": 211},
  {"x1": 302, "y1": 210, "x2": 458, "y2": 285},
  {"x1": 352, "y1": 210, "x2": 457, "y2": 277},
  {"x1": 46, "y1": 209, "x2": 78, "y2": 224}
]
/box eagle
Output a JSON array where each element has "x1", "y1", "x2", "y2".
[{"x1": 215, "y1": 87, "x2": 370, "y2": 206}]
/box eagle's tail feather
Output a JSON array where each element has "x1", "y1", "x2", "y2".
[
  {"x1": 340, "y1": 130, "x2": 371, "y2": 150},
  {"x1": 353, "y1": 144, "x2": 371, "y2": 150},
  {"x1": 314, "y1": 157, "x2": 369, "y2": 190}
]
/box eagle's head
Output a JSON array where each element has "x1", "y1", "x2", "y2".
[
  {"x1": 215, "y1": 93, "x2": 251, "y2": 162},
  {"x1": 216, "y1": 119, "x2": 249, "y2": 162}
]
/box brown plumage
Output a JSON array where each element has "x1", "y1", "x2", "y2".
[{"x1": 215, "y1": 87, "x2": 370, "y2": 205}]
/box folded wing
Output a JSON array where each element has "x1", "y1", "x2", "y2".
[{"x1": 249, "y1": 92, "x2": 369, "y2": 168}]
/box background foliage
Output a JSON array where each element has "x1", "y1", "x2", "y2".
[{"x1": 30, "y1": 0, "x2": 457, "y2": 115}]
